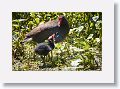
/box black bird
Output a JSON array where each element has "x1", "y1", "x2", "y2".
[
  {"x1": 22, "y1": 15, "x2": 70, "y2": 44},
  {"x1": 34, "y1": 34, "x2": 55, "y2": 67}
]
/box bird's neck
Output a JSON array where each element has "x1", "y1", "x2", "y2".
[
  {"x1": 60, "y1": 20, "x2": 69, "y2": 29},
  {"x1": 48, "y1": 41, "x2": 55, "y2": 49},
  {"x1": 50, "y1": 43, "x2": 55, "y2": 49}
]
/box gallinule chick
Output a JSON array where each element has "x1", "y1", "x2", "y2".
[{"x1": 34, "y1": 34, "x2": 55, "y2": 67}]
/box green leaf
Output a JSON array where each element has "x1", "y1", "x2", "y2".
[
  {"x1": 87, "y1": 34, "x2": 93, "y2": 40},
  {"x1": 28, "y1": 21, "x2": 34, "y2": 25},
  {"x1": 35, "y1": 18, "x2": 40, "y2": 24},
  {"x1": 55, "y1": 43, "x2": 62, "y2": 49},
  {"x1": 30, "y1": 12, "x2": 36, "y2": 18}
]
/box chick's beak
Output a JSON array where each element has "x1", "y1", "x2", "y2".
[{"x1": 48, "y1": 34, "x2": 55, "y2": 42}]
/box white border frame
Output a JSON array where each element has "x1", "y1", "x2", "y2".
[{"x1": 0, "y1": 0, "x2": 114, "y2": 83}]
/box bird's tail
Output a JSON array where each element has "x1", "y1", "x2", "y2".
[{"x1": 20, "y1": 37, "x2": 32, "y2": 44}]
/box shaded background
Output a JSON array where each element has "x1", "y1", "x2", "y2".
[{"x1": 12, "y1": 12, "x2": 102, "y2": 71}]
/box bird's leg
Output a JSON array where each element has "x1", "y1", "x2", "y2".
[
  {"x1": 50, "y1": 51, "x2": 55, "y2": 67},
  {"x1": 41, "y1": 56, "x2": 46, "y2": 68},
  {"x1": 46, "y1": 54, "x2": 49, "y2": 62},
  {"x1": 43, "y1": 56, "x2": 46, "y2": 68},
  {"x1": 47, "y1": 53, "x2": 51, "y2": 62},
  {"x1": 50, "y1": 51, "x2": 53, "y2": 61}
]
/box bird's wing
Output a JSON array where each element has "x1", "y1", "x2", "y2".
[
  {"x1": 35, "y1": 44, "x2": 46, "y2": 51},
  {"x1": 46, "y1": 45, "x2": 52, "y2": 51},
  {"x1": 26, "y1": 20, "x2": 58, "y2": 37},
  {"x1": 35, "y1": 43, "x2": 52, "y2": 52}
]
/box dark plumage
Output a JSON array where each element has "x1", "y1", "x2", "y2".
[
  {"x1": 53, "y1": 32, "x2": 63, "y2": 43},
  {"x1": 34, "y1": 36, "x2": 55, "y2": 56},
  {"x1": 34, "y1": 34, "x2": 55, "y2": 67},
  {"x1": 22, "y1": 15, "x2": 69, "y2": 44}
]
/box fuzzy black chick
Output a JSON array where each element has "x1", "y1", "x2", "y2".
[{"x1": 34, "y1": 35, "x2": 55, "y2": 56}]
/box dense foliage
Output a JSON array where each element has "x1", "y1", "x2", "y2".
[{"x1": 12, "y1": 12, "x2": 102, "y2": 71}]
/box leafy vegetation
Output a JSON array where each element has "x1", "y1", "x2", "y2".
[{"x1": 12, "y1": 12, "x2": 102, "y2": 71}]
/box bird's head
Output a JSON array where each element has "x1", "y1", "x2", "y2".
[
  {"x1": 58, "y1": 15, "x2": 64, "y2": 22},
  {"x1": 48, "y1": 34, "x2": 55, "y2": 49},
  {"x1": 48, "y1": 34, "x2": 55, "y2": 43},
  {"x1": 58, "y1": 15, "x2": 68, "y2": 27}
]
